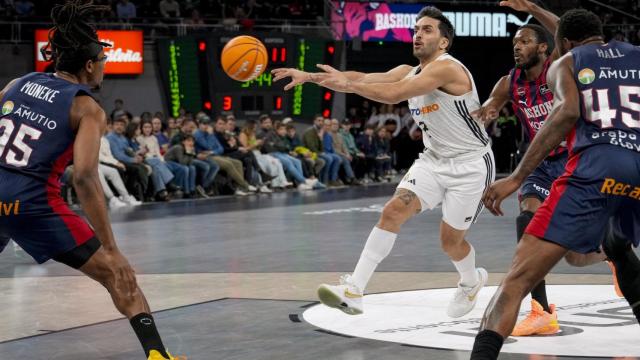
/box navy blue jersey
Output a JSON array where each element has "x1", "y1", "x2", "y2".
[
  {"x1": 0, "y1": 72, "x2": 93, "y2": 188},
  {"x1": 571, "y1": 40, "x2": 640, "y2": 155}
]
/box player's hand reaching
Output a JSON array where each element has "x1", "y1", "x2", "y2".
[
  {"x1": 482, "y1": 176, "x2": 522, "y2": 216},
  {"x1": 499, "y1": 0, "x2": 532, "y2": 12},
  {"x1": 471, "y1": 105, "x2": 500, "y2": 122},
  {"x1": 272, "y1": 68, "x2": 322, "y2": 91},
  {"x1": 105, "y1": 249, "x2": 139, "y2": 298}
]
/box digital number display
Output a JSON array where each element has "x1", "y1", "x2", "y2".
[{"x1": 240, "y1": 72, "x2": 273, "y2": 88}]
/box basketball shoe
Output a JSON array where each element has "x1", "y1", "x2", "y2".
[
  {"x1": 511, "y1": 299, "x2": 559, "y2": 336},
  {"x1": 447, "y1": 268, "x2": 488, "y2": 318},
  {"x1": 147, "y1": 350, "x2": 187, "y2": 360},
  {"x1": 317, "y1": 274, "x2": 363, "y2": 315}
]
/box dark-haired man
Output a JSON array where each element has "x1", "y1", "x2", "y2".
[
  {"x1": 474, "y1": 9, "x2": 640, "y2": 359},
  {"x1": 0, "y1": 1, "x2": 184, "y2": 359},
  {"x1": 274, "y1": 6, "x2": 494, "y2": 318}
]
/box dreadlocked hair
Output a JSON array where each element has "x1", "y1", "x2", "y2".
[{"x1": 46, "y1": 0, "x2": 110, "y2": 73}]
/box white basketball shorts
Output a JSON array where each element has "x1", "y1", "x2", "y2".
[{"x1": 397, "y1": 149, "x2": 495, "y2": 230}]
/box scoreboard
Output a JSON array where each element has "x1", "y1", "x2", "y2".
[
  {"x1": 207, "y1": 33, "x2": 298, "y2": 118},
  {"x1": 157, "y1": 32, "x2": 335, "y2": 120}
]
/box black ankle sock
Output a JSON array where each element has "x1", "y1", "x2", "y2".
[
  {"x1": 471, "y1": 330, "x2": 504, "y2": 360},
  {"x1": 531, "y1": 279, "x2": 551, "y2": 313},
  {"x1": 130, "y1": 313, "x2": 169, "y2": 358}
]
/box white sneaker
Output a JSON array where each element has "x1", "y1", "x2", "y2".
[
  {"x1": 317, "y1": 275, "x2": 364, "y2": 315},
  {"x1": 259, "y1": 185, "x2": 273, "y2": 193},
  {"x1": 447, "y1": 268, "x2": 488, "y2": 318},
  {"x1": 121, "y1": 195, "x2": 142, "y2": 206},
  {"x1": 247, "y1": 185, "x2": 258, "y2": 192},
  {"x1": 109, "y1": 196, "x2": 128, "y2": 209},
  {"x1": 235, "y1": 189, "x2": 249, "y2": 196},
  {"x1": 297, "y1": 183, "x2": 313, "y2": 191},
  {"x1": 305, "y1": 178, "x2": 318, "y2": 187}
]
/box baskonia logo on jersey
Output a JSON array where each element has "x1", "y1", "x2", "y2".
[
  {"x1": 1, "y1": 101, "x2": 14, "y2": 115},
  {"x1": 409, "y1": 103, "x2": 440, "y2": 116},
  {"x1": 578, "y1": 68, "x2": 596, "y2": 84}
]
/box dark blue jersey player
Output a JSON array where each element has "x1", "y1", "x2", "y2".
[
  {"x1": 0, "y1": 2, "x2": 183, "y2": 359},
  {"x1": 473, "y1": 9, "x2": 640, "y2": 359}
]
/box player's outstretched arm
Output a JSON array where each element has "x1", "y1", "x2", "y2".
[
  {"x1": 316, "y1": 61, "x2": 455, "y2": 104},
  {"x1": 472, "y1": 75, "x2": 511, "y2": 126},
  {"x1": 71, "y1": 97, "x2": 119, "y2": 252},
  {"x1": 271, "y1": 64, "x2": 413, "y2": 91},
  {"x1": 500, "y1": 0, "x2": 561, "y2": 60},
  {"x1": 482, "y1": 54, "x2": 579, "y2": 215}
]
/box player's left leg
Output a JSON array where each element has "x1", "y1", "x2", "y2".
[
  {"x1": 440, "y1": 151, "x2": 494, "y2": 318},
  {"x1": 470, "y1": 234, "x2": 568, "y2": 360}
]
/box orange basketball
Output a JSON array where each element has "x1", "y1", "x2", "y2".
[{"x1": 221, "y1": 35, "x2": 268, "y2": 82}]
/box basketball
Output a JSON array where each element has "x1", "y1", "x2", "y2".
[{"x1": 220, "y1": 35, "x2": 268, "y2": 82}]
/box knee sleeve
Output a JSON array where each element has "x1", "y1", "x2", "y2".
[{"x1": 516, "y1": 211, "x2": 535, "y2": 243}]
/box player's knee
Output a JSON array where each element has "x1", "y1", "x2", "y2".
[
  {"x1": 380, "y1": 199, "x2": 411, "y2": 227},
  {"x1": 515, "y1": 210, "x2": 534, "y2": 243},
  {"x1": 564, "y1": 252, "x2": 588, "y2": 267}
]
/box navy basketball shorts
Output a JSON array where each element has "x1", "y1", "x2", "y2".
[
  {"x1": 526, "y1": 145, "x2": 640, "y2": 254},
  {"x1": 0, "y1": 170, "x2": 98, "y2": 266},
  {"x1": 519, "y1": 151, "x2": 568, "y2": 202}
]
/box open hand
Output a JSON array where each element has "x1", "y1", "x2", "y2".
[{"x1": 482, "y1": 176, "x2": 522, "y2": 216}]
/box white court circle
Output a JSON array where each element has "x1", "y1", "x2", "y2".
[{"x1": 303, "y1": 285, "x2": 640, "y2": 357}]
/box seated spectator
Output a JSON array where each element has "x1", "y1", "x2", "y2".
[
  {"x1": 213, "y1": 117, "x2": 271, "y2": 193},
  {"x1": 324, "y1": 119, "x2": 358, "y2": 186},
  {"x1": 256, "y1": 114, "x2": 273, "y2": 139},
  {"x1": 164, "y1": 135, "x2": 209, "y2": 198},
  {"x1": 302, "y1": 115, "x2": 340, "y2": 184},
  {"x1": 357, "y1": 125, "x2": 387, "y2": 182},
  {"x1": 286, "y1": 124, "x2": 324, "y2": 180},
  {"x1": 194, "y1": 117, "x2": 256, "y2": 195},
  {"x1": 125, "y1": 121, "x2": 172, "y2": 201},
  {"x1": 106, "y1": 117, "x2": 152, "y2": 201},
  {"x1": 239, "y1": 120, "x2": 291, "y2": 189},
  {"x1": 339, "y1": 119, "x2": 366, "y2": 179},
  {"x1": 263, "y1": 123, "x2": 320, "y2": 191},
  {"x1": 167, "y1": 117, "x2": 179, "y2": 139},
  {"x1": 138, "y1": 119, "x2": 187, "y2": 200},
  {"x1": 170, "y1": 118, "x2": 220, "y2": 193},
  {"x1": 152, "y1": 116, "x2": 170, "y2": 154},
  {"x1": 226, "y1": 114, "x2": 240, "y2": 136},
  {"x1": 99, "y1": 131, "x2": 142, "y2": 208},
  {"x1": 374, "y1": 127, "x2": 393, "y2": 181}
]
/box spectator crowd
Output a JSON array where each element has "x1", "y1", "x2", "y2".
[{"x1": 62, "y1": 98, "x2": 426, "y2": 209}]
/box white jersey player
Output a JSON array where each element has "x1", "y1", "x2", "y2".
[{"x1": 273, "y1": 6, "x2": 495, "y2": 318}]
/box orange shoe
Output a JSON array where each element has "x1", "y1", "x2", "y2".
[
  {"x1": 606, "y1": 260, "x2": 623, "y2": 297},
  {"x1": 511, "y1": 299, "x2": 560, "y2": 336}
]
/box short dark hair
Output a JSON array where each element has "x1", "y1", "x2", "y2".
[
  {"x1": 416, "y1": 6, "x2": 454, "y2": 51},
  {"x1": 285, "y1": 124, "x2": 296, "y2": 131},
  {"x1": 557, "y1": 9, "x2": 603, "y2": 43},
  {"x1": 259, "y1": 114, "x2": 270, "y2": 123},
  {"x1": 275, "y1": 123, "x2": 286, "y2": 130},
  {"x1": 182, "y1": 135, "x2": 194, "y2": 142},
  {"x1": 113, "y1": 116, "x2": 127, "y2": 124},
  {"x1": 518, "y1": 24, "x2": 554, "y2": 55}
]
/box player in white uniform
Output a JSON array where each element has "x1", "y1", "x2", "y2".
[{"x1": 273, "y1": 6, "x2": 495, "y2": 318}]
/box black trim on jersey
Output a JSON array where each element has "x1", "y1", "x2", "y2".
[
  {"x1": 454, "y1": 100, "x2": 489, "y2": 146},
  {"x1": 472, "y1": 152, "x2": 493, "y2": 223}
]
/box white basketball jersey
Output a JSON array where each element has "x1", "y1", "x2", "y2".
[{"x1": 407, "y1": 53, "x2": 490, "y2": 158}]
